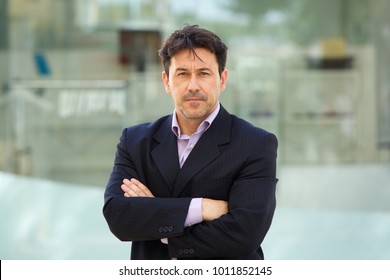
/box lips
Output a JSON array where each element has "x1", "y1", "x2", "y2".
[{"x1": 183, "y1": 93, "x2": 206, "y2": 102}]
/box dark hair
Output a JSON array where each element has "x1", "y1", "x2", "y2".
[{"x1": 158, "y1": 24, "x2": 228, "y2": 77}]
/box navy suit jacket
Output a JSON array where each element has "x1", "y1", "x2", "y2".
[{"x1": 103, "y1": 105, "x2": 278, "y2": 259}]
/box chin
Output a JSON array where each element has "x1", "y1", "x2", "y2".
[{"x1": 188, "y1": 111, "x2": 209, "y2": 120}]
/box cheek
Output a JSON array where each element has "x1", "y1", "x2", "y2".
[
  {"x1": 171, "y1": 80, "x2": 188, "y2": 94},
  {"x1": 169, "y1": 90, "x2": 181, "y2": 104}
]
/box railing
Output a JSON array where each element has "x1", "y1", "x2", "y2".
[{"x1": 5, "y1": 79, "x2": 131, "y2": 186}]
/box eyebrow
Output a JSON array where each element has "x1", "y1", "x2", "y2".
[
  {"x1": 175, "y1": 68, "x2": 189, "y2": 72},
  {"x1": 198, "y1": 67, "x2": 212, "y2": 72},
  {"x1": 175, "y1": 67, "x2": 213, "y2": 72}
]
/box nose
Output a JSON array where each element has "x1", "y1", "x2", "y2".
[{"x1": 187, "y1": 74, "x2": 200, "y2": 93}]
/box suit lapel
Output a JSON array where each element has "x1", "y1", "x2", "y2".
[
  {"x1": 172, "y1": 106, "x2": 232, "y2": 197},
  {"x1": 151, "y1": 116, "x2": 180, "y2": 192}
]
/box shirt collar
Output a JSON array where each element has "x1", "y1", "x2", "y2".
[{"x1": 171, "y1": 103, "x2": 220, "y2": 137}]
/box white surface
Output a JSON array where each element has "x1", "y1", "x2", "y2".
[
  {"x1": 1, "y1": 164, "x2": 390, "y2": 259},
  {"x1": 0, "y1": 172, "x2": 129, "y2": 259}
]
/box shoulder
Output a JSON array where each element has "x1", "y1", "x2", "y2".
[
  {"x1": 215, "y1": 106, "x2": 277, "y2": 148},
  {"x1": 122, "y1": 115, "x2": 171, "y2": 142},
  {"x1": 231, "y1": 114, "x2": 276, "y2": 140},
  {"x1": 225, "y1": 116, "x2": 278, "y2": 172},
  {"x1": 227, "y1": 115, "x2": 278, "y2": 159}
]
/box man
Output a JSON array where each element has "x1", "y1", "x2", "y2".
[{"x1": 103, "y1": 25, "x2": 278, "y2": 260}]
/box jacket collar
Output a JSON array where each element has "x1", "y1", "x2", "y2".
[{"x1": 152, "y1": 105, "x2": 232, "y2": 196}]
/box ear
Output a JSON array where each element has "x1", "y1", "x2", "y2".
[
  {"x1": 219, "y1": 69, "x2": 228, "y2": 91},
  {"x1": 162, "y1": 71, "x2": 170, "y2": 93}
]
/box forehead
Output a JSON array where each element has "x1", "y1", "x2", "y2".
[{"x1": 170, "y1": 48, "x2": 217, "y2": 69}]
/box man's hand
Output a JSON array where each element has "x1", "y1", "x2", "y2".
[
  {"x1": 121, "y1": 178, "x2": 154, "y2": 197},
  {"x1": 202, "y1": 198, "x2": 228, "y2": 221}
]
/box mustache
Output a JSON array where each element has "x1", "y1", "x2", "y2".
[{"x1": 183, "y1": 92, "x2": 206, "y2": 101}]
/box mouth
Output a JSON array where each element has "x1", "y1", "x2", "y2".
[
  {"x1": 185, "y1": 98, "x2": 204, "y2": 102},
  {"x1": 183, "y1": 93, "x2": 206, "y2": 102}
]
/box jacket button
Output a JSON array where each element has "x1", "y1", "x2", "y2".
[
  {"x1": 179, "y1": 249, "x2": 184, "y2": 255},
  {"x1": 168, "y1": 226, "x2": 174, "y2": 232},
  {"x1": 189, "y1": 248, "x2": 194, "y2": 254},
  {"x1": 158, "y1": 227, "x2": 164, "y2": 233}
]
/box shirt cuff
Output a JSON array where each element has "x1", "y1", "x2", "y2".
[{"x1": 184, "y1": 198, "x2": 203, "y2": 227}]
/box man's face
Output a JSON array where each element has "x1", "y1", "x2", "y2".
[{"x1": 162, "y1": 48, "x2": 228, "y2": 123}]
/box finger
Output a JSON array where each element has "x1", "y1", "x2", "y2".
[
  {"x1": 122, "y1": 178, "x2": 132, "y2": 187},
  {"x1": 121, "y1": 178, "x2": 154, "y2": 197},
  {"x1": 122, "y1": 179, "x2": 144, "y2": 196},
  {"x1": 120, "y1": 183, "x2": 129, "y2": 194},
  {"x1": 122, "y1": 180, "x2": 151, "y2": 197},
  {"x1": 130, "y1": 178, "x2": 154, "y2": 197},
  {"x1": 121, "y1": 184, "x2": 139, "y2": 197}
]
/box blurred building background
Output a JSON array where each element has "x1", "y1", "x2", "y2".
[{"x1": 0, "y1": 0, "x2": 389, "y2": 259}]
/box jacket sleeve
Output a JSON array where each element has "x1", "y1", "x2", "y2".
[
  {"x1": 102, "y1": 127, "x2": 192, "y2": 241},
  {"x1": 167, "y1": 132, "x2": 278, "y2": 259}
]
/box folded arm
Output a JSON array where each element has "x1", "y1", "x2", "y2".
[{"x1": 121, "y1": 177, "x2": 228, "y2": 222}]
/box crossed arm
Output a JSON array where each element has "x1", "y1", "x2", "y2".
[{"x1": 121, "y1": 178, "x2": 228, "y2": 222}]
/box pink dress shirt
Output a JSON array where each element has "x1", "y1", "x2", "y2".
[{"x1": 161, "y1": 103, "x2": 220, "y2": 245}]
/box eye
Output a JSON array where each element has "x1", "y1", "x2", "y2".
[
  {"x1": 199, "y1": 71, "x2": 210, "y2": 76},
  {"x1": 177, "y1": 72, "x2": 188, "y2": 77}
]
